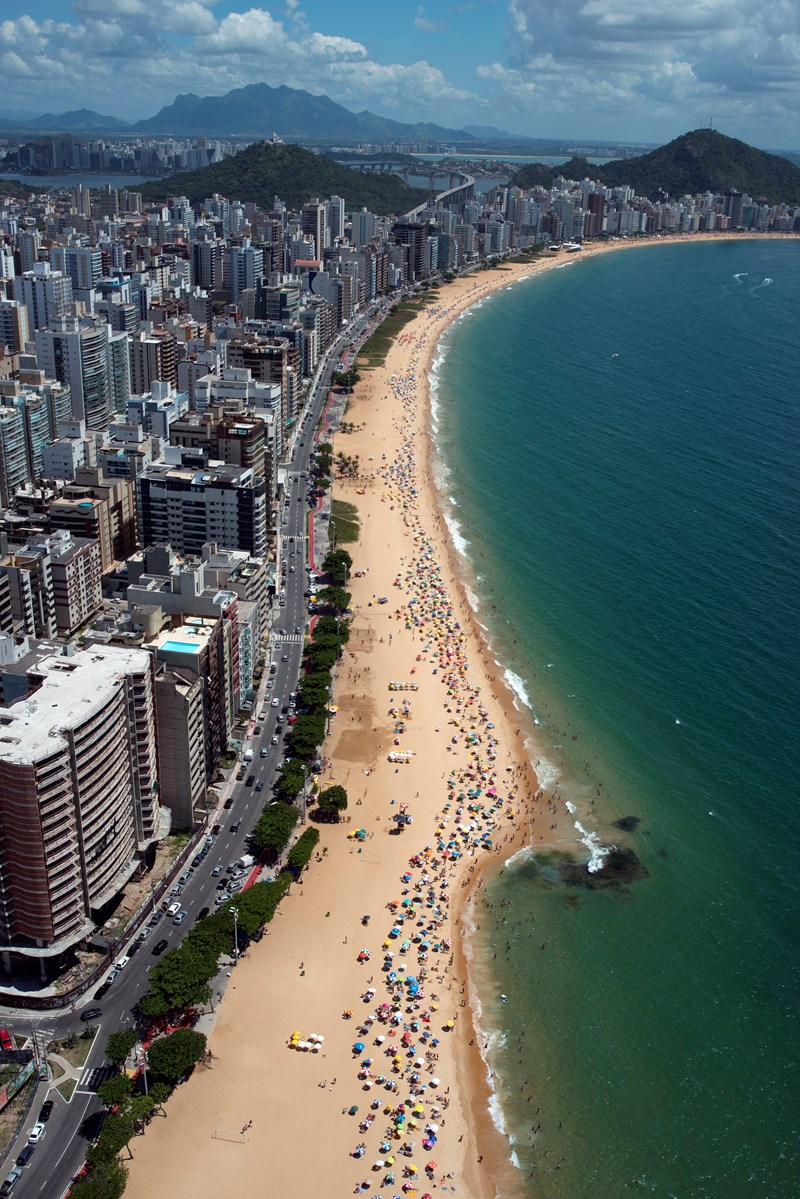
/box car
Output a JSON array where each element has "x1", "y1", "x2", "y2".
[
  {"x1": 271, "y1": 697, "x2": 279, "y2": 707},
  {"x1": 228, "y1": 880, "x2": 245, "y2": 893},
  {"x1": 212, "y1": 864, "x2": 222, "y2": 876},
  {"x1": 27, "y1": 1124, "x2": 45, "y2": 1145},
  {"x1": 114, "y1": 956, "x2": 130, "y2": 971},
  {"x1": 266, "y1": 679, "x2": 274, "y2": 689},
  {"x1": 269, "y1": 664, "x2": 277, "y2": 674},
  {"x1": 281, "y1": 653, "x2": 289, "y2": 662},
  {"x1": 0, "y1": 1028, "x2": 13, "y2": 1051},
  {"x1": 166, "y1": 902, "x2": 181, "y2": 916},
  {"x1": 245, "y1": 774, "x2": 255, "y2": 787},
  {"x1": 149, "y1": 911, "x2": 162, "y2": 926},
  {"x1": 271, "y1": 735, "x2": 279, "y2": 746},
  {"x1": 81, "y1": 1007, "x2": 102, "y2": 1022},
  {"x1": 127, "y1": 941, "x2": 140, "y2": 957},
  {"x1": 226, "y1": 862, "x2": 238, "y2": 873},
  {"x1": 217, "y1": 879, "x2": 228, "y2": 890},
  {"x1": 138, "y1": 925, "x2": 152, "y2": 940},
  {"x1": 173, "y1": 910, "x2": 188, "y2": 925},
  {"x1": 37, "y1": 1100, "x2": 54, "y2": 1123},
  {"x1": 212, "y1": 823, "x2": 221, "y2": 834},
  {"x1": 152, "y1": 939, "x2": 169, "y2": 956},
  {"x1": 196, "y1": 907, "x2": 210, "y2": 922},
  {"x1": 278, "y1": 628, "x2": 287, "y2": 636},
  {"x1": 15, "y1": 1145, "x2": 34, "y2": 1168},
  {"x1": 214, "y1": 893, "x2": 228, "y2": 906},
  {"x1": 254, "y1": 725, "x2": 262, "y2": 736},
  {"x1": 191, "y1": 855, "x2": 203, "y2": 868},
  {"x1": 178, "y1": 872, "x2": 191, "y2": 885},
  {"x1": 224, "y1": 797, "x2": 234, "y2": 809},
  {"x1": 1, "y1": 1168, "x2": 21, "y2": 1195},
  {"x1": 230, "y1": 819, "x2": 241, "y2": 832},
  {"x1": 255, "y1": 782, "x2": 263, "y2": 792},
  {"x1": 289, "y1": 566, "x2": 296, "y2": 573},
  {"x1": 294, "y1": 626, "x2": 301, "y2": 635},
  {"x1": 169, "y1": 884, "x2": 183, "y2": 898},
  {"x1": 104, "y1": 969, "x2": 119, "y2": 986}
]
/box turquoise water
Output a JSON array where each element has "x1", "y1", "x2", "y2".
[{"x1": 432, "y1": 242, "x2": 800, "y2": 1198}]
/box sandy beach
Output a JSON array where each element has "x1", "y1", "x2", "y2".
[{"x1": 122, "y1": 232, "x2": 792, "y2": 1199}]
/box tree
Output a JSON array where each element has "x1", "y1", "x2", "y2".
[
  {"x1": 322, "y1": 548, "x2": 353, "y2": 585},
  {"x1": 298, "y1": 674, "x2": 332, "y2": 711},
  {"x1": 287, "y1": 828, "x2": 320, "y2": 874},
  {"x1": 276, "y1": 760, "x2": 306, "y2": 801},
  {"x1": 307, "y1": 644, "x2": 338, "y2": 673},
  {"x1": 289, "y1": 712, "x2": 326, "y2": 758},
  {"x1": 127, "y1": 1094, "x2": 156, "y2": 1131},
  {"x1": 147, "y1": 1029, "x2": 207, "y2": 1083},
  {"x1": 105, "y1": 1028, "x2": 137, "y2": 1068},
  {"x1": 138, "y1": 944, "x2": 213, "y2": 1017},
  {"x1": 314, "y1": 616, "x2": 350, "y2": 644},
  {"x1": 148, "y1": 1081, "x2": 172, "y2": 1114},
  {"x1": 315, "y1": 587, "x2": 351, "y2": 614},
  {"x1": 68, "y1": 1161, "x2": 128, "y2": 1199},
  {"x1": 317, "y1": 785, "x2": 348, "y2": 821},
  {"x1": 252, "y1": 802, "x2": 298, "y2": 858},
  {"x1": 97, "y1": 1073, "x2": 133, "y2": 1109},
  {"x1": 88, "y1": 1111, "x2": 137, "y2": 1163}
]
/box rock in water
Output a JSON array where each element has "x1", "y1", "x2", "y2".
[
  {"x1": 612, "y1": 815, "x2": 641, "y2": 832},
  {"x1": 559, "y1": 848, "x2": 648, "y2": 889}
]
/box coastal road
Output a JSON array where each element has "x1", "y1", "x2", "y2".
[{"x1": 0, "y1": 303, "x2": 385, "y2": 1197}]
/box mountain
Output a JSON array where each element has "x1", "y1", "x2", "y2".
[
  {"x1": 508, "y1": 130, "x2": 800, "y2": 204},
  {"x1": 27, "y1": 108, "x2": 130, "y2": 132},
  {"x1": 131, "y1": 82, "x2": 472, "y2": 143},
  {"x1": 461, "y1": 125, "x2": 518, "y2": 140},
  {"x1": 136, "y1": 140, "x2": 428, "y2": 215}
]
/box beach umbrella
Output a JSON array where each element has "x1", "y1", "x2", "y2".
[
  {"x1": 429, "y1": 1078, "x2": 440, "y2": 1087},
  {"x1": 354, "y1": 1042, "x2": 365, "y2": 1052},
  {"x1": 425, "y1": 1123, "x2": 439, "y2": 1133}
]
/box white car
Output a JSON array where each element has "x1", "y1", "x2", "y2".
[
  {"x1": 27, "y1": 1124, "x2": 45, "y2": 1145},
  {"x1": 115, "y1": 956, "x2": 130, "y2": 971}
]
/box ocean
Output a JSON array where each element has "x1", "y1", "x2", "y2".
[{"x1": 430, "y1": 241, "x2": 800, "y2": 1199}]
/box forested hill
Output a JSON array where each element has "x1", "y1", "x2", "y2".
[
  {"x1": 508, "y1": 130, "x2": 800, "y2": 203},
  {"x1": 137, "y1": 141, "x2": 427, "y2": 215}
]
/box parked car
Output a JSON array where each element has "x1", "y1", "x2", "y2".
[
  {"x1": 151, "y1": 940, "x2": 169, "y2": 956},
  {"x1": 138, "y1": 925, "x2": 152, "y2": 940},
  {"x1": 0, "y1": 1028, "x2": 13, "y2": 1051},
  {"x1": 37, "y1": 1101, "x2": 54, "y2": 1123},
  {"x1": 80, "y1": 1007, "x2": 103, "y2": 1022},
  {"x1": 173, "y1": 910, "x2": 188, "y2": 925},
  {"x1": 178, "y1": 872, "x2": 191, "y2": 885},
  {"x1": 1, "y1": 1168, "x2": 21, "y2": 1195},
  {"x1": 196, "y1": 907, "x2": 210, "y2": 922},
  {"x1": 114, "y1": 956, "x2": 130, "y2": 971},
  {"x1": 27, "y1": 1124, "x2": 45, "y2": 1145},
  {"x1": 224, "y1": 797, "x2": 234, "y2": 809},
  {"x1": 104, "y1": 969, "x2": 119, "y2": 986},
  {"x1": 94, "y1": 983, "x2": 110, "y2": 1001},
  {"x1": 149, "y1": 910, "x2": 163, "y2": 926},
  {"x1": 15, "y1": 1146, "x2": 34, "y2": 1168}
]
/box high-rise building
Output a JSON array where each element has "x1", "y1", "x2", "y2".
[
  {"x1": 50, "y1": 465, "x2": 137, "y2": 574},
  {"x1": 50, "y1": 245, "x2": 103, "y2": 291},
  {"x1": 0, "y1": 645, "x2": 161, "y2": 973},
  {"x1": 229, "y1": 242, "x2": 265, "y2": 304},
  {"x1": 0, "y1": 407, "x2": 31, "y2": 506},
  {"x1": 137, "y1": 461, "x2": 268, "y2": 557},
  {"x1": 14, "y1": 263, "x2": 73, "y2": 332},
  {"x1": 35, "y1": 319, "x2": 113, "y2": 431},
  {"x1": 129, "y1": 327, "x2": 177, "y2": 394},
  {"x1": 0, "y1": 299, "x2": 29, "y2": 353},
  {"x1": 301, "y1": 199, "x2": 329, "y2": 258}
]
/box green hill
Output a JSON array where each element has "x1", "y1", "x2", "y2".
[
  {"x1": 509, "y1": 130, "x2": 800, "y2": 204},
  {"x1": 136, "y1": 141, "x2": 428, "y2": 215},
  {"x1": 0, "y1": 178, "x2": 40, "y2": 200}
]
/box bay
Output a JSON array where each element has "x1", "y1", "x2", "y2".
[{"x1": 432, "y1": 241, "x2": 800, "y2": 1199}]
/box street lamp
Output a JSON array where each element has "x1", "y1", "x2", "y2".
[{"x1": 230, "y1": 907, "x2": 239, "y2": 965}]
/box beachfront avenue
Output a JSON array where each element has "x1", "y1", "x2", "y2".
[{"x1": 0, "y1": 313, "x2": 370, "y2": 1198}]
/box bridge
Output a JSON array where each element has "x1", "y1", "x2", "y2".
[{"x1": 404, "y1": 172, "x2": 476, "y2": 218}]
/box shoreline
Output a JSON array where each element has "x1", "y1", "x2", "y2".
[{"x1": 120, "y1": 231, "x2": 794, "y2": 1199}]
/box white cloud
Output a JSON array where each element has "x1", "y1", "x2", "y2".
[
  {"x1": 415, "y1": 7, "x2": 447, "y2": 33},
  {"x1": 476, "y1": 0, "x2": 800, "y2": 138}
]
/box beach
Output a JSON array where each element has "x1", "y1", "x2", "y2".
[{"x1": 121, "y1": 231, "x2": 795, "y2": 1199}]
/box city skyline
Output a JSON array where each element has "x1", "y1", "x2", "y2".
[{"x1": 0, "y1": 1, "x2": 797, "y2": 151}]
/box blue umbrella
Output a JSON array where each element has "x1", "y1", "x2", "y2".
[{"x1": 353, "y1": 1042, "x2": 365, "y2": 1052}]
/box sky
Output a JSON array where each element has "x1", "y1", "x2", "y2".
[{"x1": 1, "y1": 0, "x2": 799, "y2": 149}]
